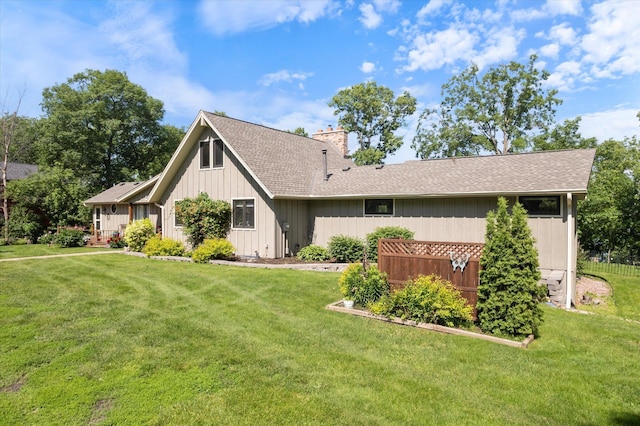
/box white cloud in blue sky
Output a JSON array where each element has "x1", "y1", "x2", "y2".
[{"x1": 1, "y1": 0, "x2": 639, "y2": 164}]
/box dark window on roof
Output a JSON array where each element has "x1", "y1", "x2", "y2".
[
  {"x1": 200, "y1": 138, "x2": 224, "y2": 169},
  {"x1": 519, "y1": 196, "x2": 561, "y2": 216},
  {"x1": 365, "y1": 199, "x2": 394, "y2": 216},
  {"x1": 233, "y1": 199, "x2": 255, "y2": 229}
]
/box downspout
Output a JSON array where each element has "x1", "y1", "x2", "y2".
[
  {"x1": 154, "y1": 203, "x2": 164, "y2": 236},
  {"x1": 565, "y1": 193, "x2": 573, "y2": 309}
]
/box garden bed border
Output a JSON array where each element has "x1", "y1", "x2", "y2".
[{"x1": 326, "y1": 300, "x2": 535, "y2": 348}]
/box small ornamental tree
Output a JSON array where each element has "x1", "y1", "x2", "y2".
[
  {"x1": 477, "y1": 197, "x2": 546, "y2": 338},
  {"x1": 174, "y1": 193, "x2": 231, "y2": 247}
]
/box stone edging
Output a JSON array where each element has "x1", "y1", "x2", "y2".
[
  {"x1": 123, "y1": 250, "x2": 348, "y2": 272},
  {"x1": 326, "y1": 301, "x2": 535, "y2": 349}
]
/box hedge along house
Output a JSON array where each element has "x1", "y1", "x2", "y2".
[{"x1": 85, "y1": 110, "x2": 595, "y2": 308}]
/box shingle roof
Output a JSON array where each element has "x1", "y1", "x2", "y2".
[
  {"x1": 147, "y1": 110, "x2": 595, "y2": 202},
  {"x1": 85, "y1": 176, "x2": 158, "y2": 204},
  {"x1": 310, "y1": 149, "x2": 596, "y2": 198},
  {"x1": 203, "y1": 112, "x2": 354, "y2": 197},
  {"x1": 2, "y1": 162, "x2": 38, "y2": 181}
]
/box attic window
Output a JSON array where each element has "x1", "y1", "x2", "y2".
[
  {"x1": 364, "y1": 199, "x2": 394, "y2": 216},
  {"x1": 519, "y1": 196, "x2": 561, "y2": 216},
  {"x1": 200, "y1": 138, "x2": 223, "y2": 169}
]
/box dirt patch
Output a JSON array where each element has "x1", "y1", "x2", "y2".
[
  {"x1": 89, "y1": 399, "x2": 114, "y2": 425},
  {"x1": 0, "y1": 376, "x2": 25, "y2": 393},
  {"x1": 576, "y1": 275, "x2": 612, "y2": 305}
]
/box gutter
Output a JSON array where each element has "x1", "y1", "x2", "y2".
[{"x1": 565, "y1": 192, "x2": 574, "y2": 309}]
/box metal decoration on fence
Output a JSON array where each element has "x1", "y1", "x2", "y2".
[{"x1": 450, "y1": 251, "x2": 471, "y2": 273}]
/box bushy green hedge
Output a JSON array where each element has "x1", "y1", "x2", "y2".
[
  {"x1": 175, "y1": 193, "x2": 231, "y2": 247},
  {"x1": 191, "y1": 238, "x2": 235, "y2": 263},
  {"x1": 124, "y1": 219, "x2": 156, "y2": 252},
  {"x1": 328, "y1": 235, "x2": 365, "y2": 263},
  {"x1": 339, "y1": 263, "x2": 389, "y2": 306},
  {"x1": 56, "y1": 229, "x2": 86, "y2": 247},
  {"x1": 142, "y1": 235, "x2": 186, "y2": 257},
  {"x1": 366, "y1": 226, "x2": 414, "y2": 262},
  {"x1": 370, "y1": 275, "x2": 473, "y2": 328},
  {"x1": 477, "y1": 198, "x2": 546, "y2": 338},
  {"x1": 297, "y1": 245, "x2": 330, "y2": 262}
]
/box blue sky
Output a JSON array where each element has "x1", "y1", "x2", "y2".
[{"x1": 1, "y1": 0, "x2": 639, "y2": 163}]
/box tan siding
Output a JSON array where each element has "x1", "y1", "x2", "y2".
[
  {"x1": 274, "y1": 200, "x2": 309, "y2": 256},
  {"x1": 159, "y1": 128, "x2": 276, "y2": 256}
]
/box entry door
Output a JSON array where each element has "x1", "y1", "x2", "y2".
[{"x1": 94, "y1": 207, "x2": 101, "y2": 231}]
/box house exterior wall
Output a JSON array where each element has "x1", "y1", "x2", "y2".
[
  {"x1": 274, "y1": 199, "x2": 309, "y2": 256},
  {"x1": 90, "y1": 203, "x2": 160, "y2": 236},
  {"x1": 159, "y1": 127, "x2": 278, "y2": 257},
  {"x1": 308, "y1": 195, "x2": 570, "y2": 274}
]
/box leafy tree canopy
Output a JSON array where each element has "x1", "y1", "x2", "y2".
[
  {"x1": 412, "y1": 55, "x2": 562, "y2": 158},
  {"x1": 532, "y1": 117, "x2": 597, "y2": 151},
  {"x1": 38, "y1": 69, "x2": 171, "y2": 191},
  {"x1": 286, "y1": 127, "x2": 308, "y2": 137},
  {"x1": 328, "y1": 81, "x2": 416, "y2": 165}
]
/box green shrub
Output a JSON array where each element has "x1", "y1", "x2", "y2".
[
  {"x1": 297, "y1": 245, "x2": 330, "y2": 262},
  {"x1": 56, "y1": 229, "x2": 86, "y2": 247},
  {"x1": 124, "y1": 219, "x2": 156, "y2": 252},
  {"x1": 366, "y1": 226, "x2": 414, "y2": 262},
  {"x1": 142, "y1": 235, "x2": 186, "y2": 257},
  {"x1": 37, "y1": 232, "x2": 57, "y2": 245},
  {"x1": 369, "y1": 274, "x2": 473, "y2": 328},
  {"x1": 191, "y1": 238, "x2": 235, "y2": 263},
  {"x1": 339, "y1": 263, "x2": 389, "y2": 306},
  {"x1": 328, "y1": 235, "x2": 365, "y2": 263},
  {"x1": 175, "y1": 193, "x2": 231, "y2": 247},
  {"x1": 106, "y1": 232, "x2": 125, "y2": 249},
  {"x1": 0, "y1": 238, "x2": 8, "y2": 246},
  {"x1": 477, "y1": 198, "x2": 546, "y2": 338}
]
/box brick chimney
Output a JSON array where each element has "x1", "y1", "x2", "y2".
[{"x1": 312, "y1": 125, "x2": 349, "y2": 158}]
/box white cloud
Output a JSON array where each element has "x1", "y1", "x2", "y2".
[
  {"x1": 373, "y1": 0, "x2": 400, "y2": 14},
  {"x1": 511, "y1": 0, "x2": 582, "y2": 21},
  {"x1": 359, "y1": 3, "x2": 382, "y2": 29},
  {"x1": 579, "y1": 108, "x2": 640, "y2": 142},
  {"x1": 258, "y1": 70, "x2": 313, "y2": 86},
  {"x1": 401, "y1": 25, "x2": 478, "y2": 72},
  {"x1": 417, "y1": 0, "x2": 453, "y2": 19},
  {"x1": 360, "y1": 61, "x2": 376, "y2": 73},
  {"x1": 539, "y1": 43, "x2": 560, "y2": 59},
  {"x1": 198, "y1": 0, "x2": 338, "y2": 36},
  {"x1": 581, "y1": 1, "x2": 640, "y2": 75},
  {"x1": 549, "y1": 23, "x2": 578, "y2": 46},
  {"x1": 471, "y1": 26, "x2": 524, "y2": 69}
]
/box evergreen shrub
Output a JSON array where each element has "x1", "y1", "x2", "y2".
[
  {"x1": 369, "y1": 274, "x2": 473, "y2": 328},
  {"x1": 191, "y1": 238, "x2": 235, "y2": 263},
  {"x1": 297, "y1": 245, "x2": 330, "y2": 262},
  {"x1": 477, "y1": 198, "x2": 547, "y2": 338},
  {"x1": 328, "y1": 235, "x2": 365, "y2": 263},
  {"x1": 366, "y1": 226, "x2": 414, "y2": 262},
  {"x1": 124, "y1": 219, "x2": 156, "y2": 252}
]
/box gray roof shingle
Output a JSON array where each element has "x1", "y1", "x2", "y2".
[{"x1": 310, "y1": 149, "x2": 596, "y2": 198}]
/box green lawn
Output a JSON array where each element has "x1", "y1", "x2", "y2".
[
  {"x1": 1, "y1": 253, "x2": 639, "y2": 425},
  {"x1": 0, "y1": 244, "x2": 110, "y2": 260},
  {"x1": 582, "y1": 267, "x2": 640, "y2": 322}
]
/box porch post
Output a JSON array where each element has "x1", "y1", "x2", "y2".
[
  {"x1": 128, "y1": 204, "x2": 133, "y2": 223},
  {"x1": 565, "y1": 193, "x2": 574, "y2": 309}
]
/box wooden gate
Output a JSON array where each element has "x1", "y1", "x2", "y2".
[{"x1": 377, "y1": 239, "x2": 484, "y2": 315}]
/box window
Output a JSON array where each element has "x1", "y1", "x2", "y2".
[
  {"x1": 364, "y1": 199, "x2": 394, "y2": 216},
  {"x1": 519, "y1": 196, "x2": 561, "y2": 216},
  {"x1": 199, "y1": 138, "x2": 224, "y2": 169},
  {"x1": 134, "y1": 204, "x2": 149, "y2": 220},
  {"x1": 233, "y1": 199, "x2": 255, "y2": 229},
  {"x1": 174, "y1": 200, "x2": 183, "y2": 227}
]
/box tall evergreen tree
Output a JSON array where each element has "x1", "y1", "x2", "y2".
[{"x1": 477, "y1": 198, "x2": 545, "y2": 338}]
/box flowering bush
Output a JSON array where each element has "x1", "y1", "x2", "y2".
[{"x1": 107, "y1": 232, "x2": 126, "y2": 249}]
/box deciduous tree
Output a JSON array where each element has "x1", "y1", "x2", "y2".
[
  {"x1": 38, "y1": 69, "x2": 170, "y2": 190},
  {"x1": 329, "y1": 81, "x2": 416, "y2": 165},
  {"x1": 412, "y1": 55, "x2": 561, "y2": 158}
]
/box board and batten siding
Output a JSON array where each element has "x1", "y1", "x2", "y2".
[
  {"x1": 309, "y1": 196, "x2": 568, "y2": 273},
  {"x1": 274, "y1": 200, "x2": 309, "y2": 257},
  {"x1": 160, "y1": 128, "x2": 277, "y2": 257}
]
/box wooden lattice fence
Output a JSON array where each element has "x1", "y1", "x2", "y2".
[{"x1": 377, "y1": 239, "x2": 484, "y2": 317}]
